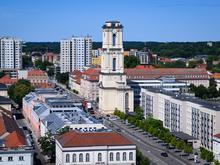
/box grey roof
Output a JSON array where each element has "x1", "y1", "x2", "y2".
[
  {"x1": 33, "y1": 103, "x2": 48, "y2": 116},
  {"x1": 146, "y1": 88, "x2": 220, "y2": 111},
  {"x1": 35, "y1": 88, "x2": 58, "y2": 95},
  {"x1": 0, "y1": 96, "x2": 11, "y2": 104},
  {"x1": 0, "y1": 83, "x2": 7, "y2": 91},
  {"x1": 43, "y1": 113, "x2": 65, "y2": 134},
  {"x1": 171, "y1": 132, "x2": 197, "y2": 141}
]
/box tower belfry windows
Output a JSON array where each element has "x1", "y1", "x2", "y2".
[
  {"x1": 112, "y1": 33, "x2": 116, "y2": 46},
  {"x1": 113, "y1": 58, "x2": 116, "y2": 71}
]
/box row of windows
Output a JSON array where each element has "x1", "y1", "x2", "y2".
[
  {"x1": 66, "y1": 152, "x2": 134, "y2": 163},
  {"x1": 0, "y1": 156, "x2": 24, "y2": 162}
]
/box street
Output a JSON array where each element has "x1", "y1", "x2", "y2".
[{"x1": 104, "y1": 118, "x2": 205, "y2": 165}]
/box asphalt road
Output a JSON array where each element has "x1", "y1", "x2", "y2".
[{"x1": 104, "y1": 118, "x2": 201, "y2": 165}]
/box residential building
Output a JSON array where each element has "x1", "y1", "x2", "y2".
[
  {"x1": 42, "y1": 52, "x2": 59, "y2": 64},
  {"x1": 0, "y1": 37, "x2": 22, "y2": 69},
  {"x1": 92, "y1": 56, "x2": 101, "y2": 66},
  {"x1": 31, "y1": 52, "x2": 42, "y2": 64},
  {"x1": 92, "y1": 49, "x2": 102, "y2": 57},
  {"x1": 140, "y1": 88, "x2": 220, "y2": 150},
  {"x1": 213, "y1": 133, "x2": 220, "y2": 161},
  {"x1": 0, "y1": 83, "x2": 8, "y2": 97},
  {"x1": 27, "y1": 70, "x2": 50, "y2": 88},
  {"x1": 55, "y1": 131, "x2": 136, "y2": 165},
  {"x1": 60, "y1": 36, "x2": 92, "y2": 73},
  {"x1": 69, "y1": 70, "x2": 82, "y2": 92},
  {"x1": 0, "y1": 74, "x2": 17, "y2": 86},
  {"x1": 0, "y1": 108, "x2": 34, "y2": 165},
  {"x1": 99, "y1": 21, "x2": 134, "y2": 114},
  {"x1": 129, "y1": 48, "x2": 153, "y2": 65},
  {"x1": 80, "y1": 68, "x2": 100, "y2": 101}
]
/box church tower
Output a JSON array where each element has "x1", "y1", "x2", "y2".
[{"x1": 99, "y1": 21, "x2": 134, "y2": 114}]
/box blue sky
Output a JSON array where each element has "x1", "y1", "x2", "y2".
[{"x1": 0, "y1": 0, "x2": 220, "y2": 42}]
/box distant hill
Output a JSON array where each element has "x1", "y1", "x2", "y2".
[{"x1": 23, "y1": 41, "x2": 220, "y2": 58}]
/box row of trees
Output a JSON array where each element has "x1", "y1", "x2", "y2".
[
  {"x1": 56, "y1": 72, "x2": 69, "y2": 85},
  {"x1": 24, "y1": 42, "x2": 220, "y2": 59},
  {"x1": 190, "y1": 78, "x2": 220, "y2": 99},
  {"x1": 114, "y1": 108, "x2": 193, "y2": 154},
  {"x1": 136, "y1": 149, "x2": 150, "y2": 165},
  {"x1": 200, "y1": 147, "x2": 214, "y2": 162},
  {"x1": 124, "y1": 56, "x2": 140, "y2": 68}
]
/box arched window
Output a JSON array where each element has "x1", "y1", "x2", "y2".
[
  {"x1": 86, "y1": 153, "x2": 90, "y2": 162},
  {"x1": 79, "y1": 153, "x2": 83, "y2": 162},
  {"x1": 112, "y1": 33, "x2": 116, "y2": 46},
  {"x1": 116, "y1": 152, "x2": 120, "y2": 161},
  {"x1": 125, "y1": 93, "x2": 129, "y2": 112},
  {"x1": 66, "y1": 154, "x2": 70, "y2": 162},
  {"x1": 110, "y1": 152, "x2": 114, "y2": 161},
  {"x1": 129, "y1": 152, "x2": 133, "y2": 160},
  {"x1": 98, "y1": 153, "x2": 102, "y2": 161},
  {"x1": 72, "y1": 154, "x2": 76, "y2": 162},
  {"x1": 123, "y1": 152, "x2": 126, "y2": 161}
]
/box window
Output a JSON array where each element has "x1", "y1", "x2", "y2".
[
  {"x1": 8, "y1": 156, "x2": 13, "y2": 161},
  {"x1": 66, "y1": 154, "x2": 70, "y2": 163},
  {"x1": 129, "y1": 152, "x2": 133, "y2": 160},
  {"x1": 86, "y1": 153, "x2": 90, "y2": 162},
  {"x1": 112, "y1": 33, "x2": 116, "y2": 46},
  {"x1": 19, "y1": 156, "x2": 24, "y2": 161},
  {"x1": 98, "y1": 153, "x2": 102, "y2": 161},
  {"x1": 0, "y1": 157, "x2": 2, "y2": 161},
  {"x1": 116, "y1": 152, "x2": 120, "y2": 161},
  {"x1": 123, "y1": 152, "x2": 126, "y2": 161},
  {"x1": 110, "y1": 152, "x2": 114, "y2": 161},
  {"x1": 113, "y1": 58, "x2": 116, "y2": 71},
  {"x1": 72, "y1": 154, "x2": 76, "y2": 162},
  {"x1": 79, "y1": 153, "x2": 83, "y2": 162}
]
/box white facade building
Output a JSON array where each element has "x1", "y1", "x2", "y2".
[
  {"x1": 55, "y1": 131, "x2": 136, "y2": 165},
  {"x1": 213, "y1": 134, "x2": 220, "y2": 161},
  {"x1": 0, "y1": 37, "x2": 22, "y2": 69},
  {"x1": 60, "y1": 36, "x2": 92, "y2": 73},
  {"x1": 99, "y1": 21, "x2": 134, "y2": 114},
  {"x1": 141, "y1": 88, "x2": 220, "y2": 150}
]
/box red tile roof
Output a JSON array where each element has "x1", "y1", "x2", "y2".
[
  {"x1": 56, "y1": 131, "x2": 134, "y2": 148},
  {"x1": 212, "y1": 73, "x2": 220, "y2": 79},
  {"x1": 81, "y1": 68, "x2": 100, "y2": 81},
  {"x1": 0, "y1": 75, "x2": 17, "y2": 85},
  {"x1": 4, "y1": 131, "x2": 26, "y2": 148},
  {"x1": 214, "y1": 133, "x2": 220, "y2": 139},
  {"x1": 28, "y1": 70, "x2": 47, "y2": 76},
  {"x1": 70, "y1": 70, "x2": 82, "y2": 84}
]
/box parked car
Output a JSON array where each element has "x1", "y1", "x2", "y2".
[
  {"x1": 174, "y1": 149, "x2": 182, "y2": 153},
  {"x1": 161, "y1": 152, "x2": 168, "y2": 157},
  {"x1": 116, "y1": 128, "x2": 121, "y2": 132},
  {"x1": 179, "y1": 153, "x2": 189, "y2": 157}
]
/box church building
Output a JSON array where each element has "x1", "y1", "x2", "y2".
[{"x1": 99, "y1": 21, "x2": 134, "y2": 114}]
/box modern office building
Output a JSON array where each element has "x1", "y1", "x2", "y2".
[
  {"x1": 60, "y1": 36, "x2": 92, "y2": 73},
  {"x1": 0, "y1": 37, "x2": 22, "y2": 69},
  {"x1": 99, "y1": 21, "x2": 134, "y2": 114},
  {"x1": 140, "y1": 88, "x2": 220, "y2": 150},
  {"x1": 55, "y1": 131, "x2": 136, "y2": 165}
]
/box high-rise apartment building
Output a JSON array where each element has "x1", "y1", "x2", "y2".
[
  {"x1": 0, "y1": 37, "x2": 22, "y2": 69},
  {"x1": 60, "y1": 36, "x2": 92, "y2": 73}
]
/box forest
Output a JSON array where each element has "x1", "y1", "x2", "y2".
[{"x1": 23, "y1": 41, "x2": 220, "y2": 58}]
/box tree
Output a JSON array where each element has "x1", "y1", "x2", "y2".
[
  {"x1": 135, "y1": 106, "x2": 144, "y2": 120},
  {"x1": 214, "y1": 160, "x2": 220, "y2": 165},
  {"x1": 57, "y1": 126, "x2": 70, "y2": 135},
  {"x1": 124, "y1": 56, "x2": 140, "y2": 68},
  {"x1": 0, "y1": 71, "x2": 5, "y2": 78},
  {"x1": 170, "y1": 137, "x2": 177, "y2": 146},
  {"x1": 184, "y1": 145, "x2": 193, "y2": 154},
  {"x1": 22, "y1": 55, "x2": 33, "y2": 68},
  {"x1": 136, "y1": 149, "x2": 150, "y2": 165},
  {"x1": 8, "y1": 79, "x2": 34, "y2": 107},
  {"x1": 35, "y1": 59, "x2": 53, "y2": 71},
  {"x1": 38, "y1": 132, "x2": 55, "y2": 162},
  {"x1": 194, "y1": 85, "x2": 208, "y2": 99},
  {"x1": 56, "y1": 72, "x2": 69, "y2": 85}
]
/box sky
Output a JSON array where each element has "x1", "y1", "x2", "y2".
[{"x1": 0, "y1": 0, "x2": 220, "y2": 42}]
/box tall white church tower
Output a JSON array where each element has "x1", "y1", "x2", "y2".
[{"x1": 99, "y1": 21, "x2": 134, "y2": 114}]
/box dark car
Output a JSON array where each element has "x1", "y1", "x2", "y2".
[
  {"x1": 116, "y1": 128, "x2": 121, "y2": 132},
  {"x1": 161, "y1": 152, "x2": 168, "y2": 157},
  {"x1": 23, "y1": 126, "x2": 28, "y2": 130}
]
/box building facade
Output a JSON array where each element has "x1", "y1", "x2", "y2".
[
  {"x1": 99, "y1": 21, "x2": 134, "y2": 114},
  {"x1": 60, "y1": 36, "x2": 92, "y2": 73},
  {"x1": 55, "y1": 131, "x2": 136, "y2": 165},
  {"x1": 0, "y1": 37, "x2": 22, "y2": 69},
  {"x1": 141, "y1": 88, "x2": 220, "y2": 150}
]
